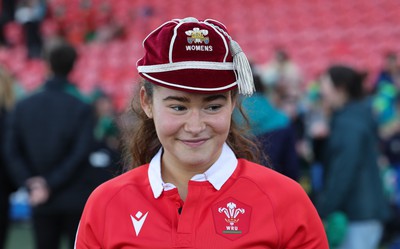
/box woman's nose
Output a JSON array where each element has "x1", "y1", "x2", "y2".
[{"x1": 184, "y1": 110, "x2": 206, "y2": 134}]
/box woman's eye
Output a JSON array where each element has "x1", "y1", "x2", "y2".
[
  {"x1": 206, "y1": 105, "x2": 222, "y2": 111},
  {"x1": 171, "y1": 105, "x2": 187, "y2": 111}
]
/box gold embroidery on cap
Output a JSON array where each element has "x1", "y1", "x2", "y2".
[{"x1": 185, "y1": 27, "x2": 209, "y2": 44}]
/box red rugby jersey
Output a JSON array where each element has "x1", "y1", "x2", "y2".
[{"x1": 75, "y1": 147, "x2": 328, "y2": 249}]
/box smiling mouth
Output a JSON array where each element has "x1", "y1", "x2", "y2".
[{"x1": 181, "y1": 139, "x2": 208, "y2": 148}]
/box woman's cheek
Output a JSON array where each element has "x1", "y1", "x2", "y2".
[
  {"x1": 209, "y1": 115, "x2": 231, "y2": 133},
  {"x1": 155, "y1": 115, "x2": 182, "y2": 136}
]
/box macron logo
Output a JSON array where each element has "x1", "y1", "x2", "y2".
[{"x1": 130, "y1": 211, "x2": 149, "y2": 236}]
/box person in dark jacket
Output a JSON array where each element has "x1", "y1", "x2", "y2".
[
  {"x1": 0, "y1": 67, "x2": 17, "y2": 249},
  {"x1": 316, "y1": 65, "x2": 390, "y2": 249},
  {"x1": 4, "y1": 40, "x2": 95, "y2": 249}
]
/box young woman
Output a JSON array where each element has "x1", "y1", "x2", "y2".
[
  {"x1": 75, "y1": 17, "x2": 328, "y2": 249},
  {"x1": 316, "y1": 65, "x2": 390, "y2": 249}
]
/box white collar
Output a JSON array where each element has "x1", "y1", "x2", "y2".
[{"x1": 148, "y1": 143, "x2": 238, "y2": 199}]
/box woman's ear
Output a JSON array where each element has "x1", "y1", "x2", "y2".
[
  {"x1": 230, "y1": 92, "x2": 237, "y2": 113},
  {"x1": 140, "y1": 86, "x2": 153, "y2": 118}
]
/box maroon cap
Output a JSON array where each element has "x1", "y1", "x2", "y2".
[{"x1": 137, "y1": 17, "x2": 254, "y2": 95}]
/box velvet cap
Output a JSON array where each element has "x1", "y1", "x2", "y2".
[{"x1": 137, "y1": 17, "x2": 254, "y2": 95}]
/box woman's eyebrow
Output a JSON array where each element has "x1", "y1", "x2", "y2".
[
  {"x1": 203, "y1": 94, "x2": 227, "y2": 102},
  {"x1": 162, "y1": 96, "x2": 190, "y2": 102}
]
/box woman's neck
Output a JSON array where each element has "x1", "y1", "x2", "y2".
[
  {"x1": 161, "y1": 157, "x2": 211, "y2": 201},
  {"x1": 162, "y1": 166, "x2": 191, "y2": 201}
]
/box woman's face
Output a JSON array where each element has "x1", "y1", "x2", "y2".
[
  {"x1": 320, "y1": 74, "x2": 345, "y2": 110},
  {"x1": 141, "y1": 86, "x2": 235, "y2": 171}
]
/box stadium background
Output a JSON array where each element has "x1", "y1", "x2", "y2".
[{"x1": 2, "y1": 0, "x2": 400, "y2": 111}]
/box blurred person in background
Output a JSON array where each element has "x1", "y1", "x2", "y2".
[
  {"x1": 259, "y1": 47, "x2": 304, "y2": 118},
  {"x1": 315, "y1": 65, "x2": 390, "y2": 249},
  {"x1": 0, "y1": 0, "x2": 16, "y2": 46},
  {"x1": 259, "y1": 48, "x2": 307, "y2": 180},
  {"x1": 4, "y1": 40, "x2": 95, "y2": 249},
  {"x1": 292, "y1": 78, "x2": 331, "y2": 198},
  {"x1": 372, "y1": 52, "x2": 400, "y2": 143},
  {"x1": 90, "y1": 89, "x2": 120, "y2": 152},
  {"x1": 373, "y1": 52, "x2": 400, "y2": 92},
  {"x1": 234, "y1": 64, "x2": 300, "y2": 181},
  {"x1": 371, "y1": 57, "x2": 400, "y2": 247},
  {"x1": 86, "y1": 88, "x2": 121, "y2": 189},
  {"x1": 0, "y1": 66, "x2": 17, "y2": 249},
  {"x1": 378, "y1": 92, "x2": 400, "y2": 247},
  {"x1": 14, "y1": 0, "x2": 46, "y2": 58}
]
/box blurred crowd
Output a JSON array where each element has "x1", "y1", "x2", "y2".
[
  {"x1": 250, "y1": 49, "x2": 400, "y2": 249},
  {"x1": 0, "y1": 40, "x2": 121, "y2": 249},
  {"x1": 0, "y1": 0, "x2": 400, "y2": 249}
]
